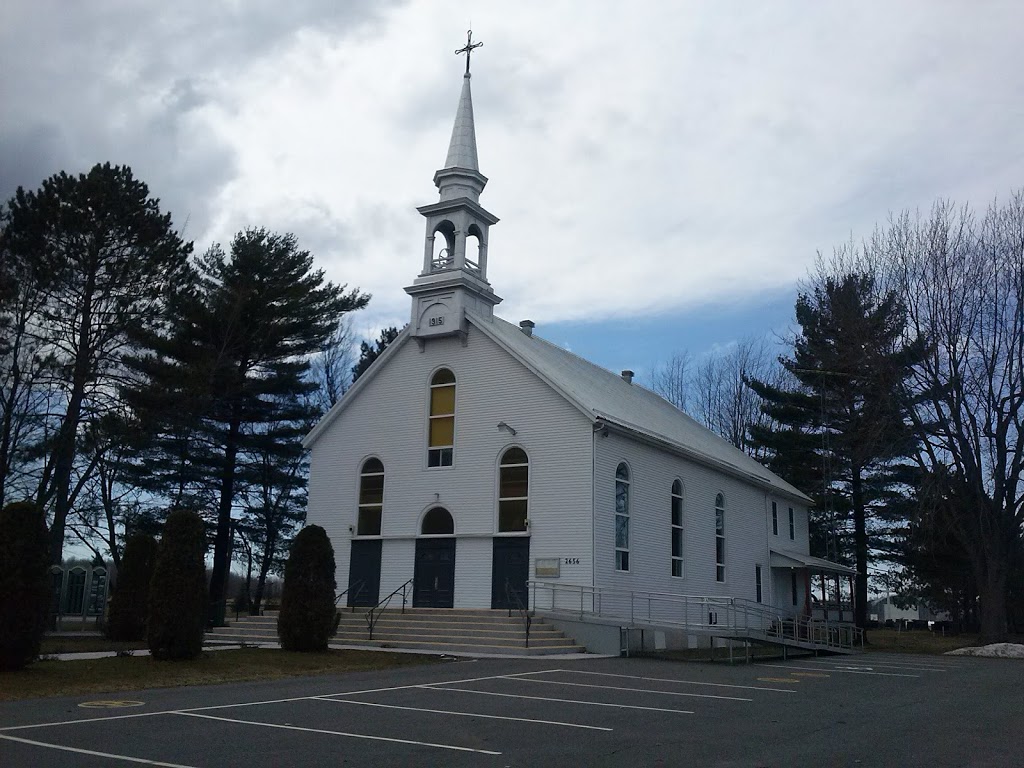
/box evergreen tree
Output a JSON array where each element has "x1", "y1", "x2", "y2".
[
  {"x1": 0, "y1": 501, "x2": 50, "y2": 669},
  {"x1": 148, "y1": 510, "x2": 207, "y2": 660},
  {"x1": 1, "y1": 164, "x2": 192, "y2": 564},
  {"x1": 747, "y1": 272, "x2": 922, "y2": 628},
  {"x1": 351, "y1": 326, "x2": 400, "y2": 383},
  {"x1": 106, "y1": 532, "x2": 158, "y2": 641},
  {"x1": 277, "y1": 525, "x2": 337, "y2": 652},
  {"x1": 125, "y1": 229, "x2": 368, "y2": 624}
]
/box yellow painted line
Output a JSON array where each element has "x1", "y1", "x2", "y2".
[
  {"x1": 757, "y1": 677, "x2": 801, "y2": 684},
  {"x1": 78, "y1": 700, "x2": 145, "y2": 709},
  {"x1": 791, "y1": 672, "x2": 829, "y2": 678}
]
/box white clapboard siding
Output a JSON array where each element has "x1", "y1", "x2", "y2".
[{"x1": 306, "y1": 324, "x2": 595, "y2": 606}]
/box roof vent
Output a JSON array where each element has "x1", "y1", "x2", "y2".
[
  {"x1": 519, "y1": 320, "x2": 535, "y2": 338},
  {"x1": 621, "y1": 370, "x2": 634, "y2": 384}
]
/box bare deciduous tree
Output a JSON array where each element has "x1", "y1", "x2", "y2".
[
  {"x1": 650, "y1": 351, "x2": 691, "y2": 412},
  {"x1": 883, "y1": 193, "x2": 1024, "y2": 640}
]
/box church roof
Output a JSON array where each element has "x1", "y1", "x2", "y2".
[
  {"x1": 468, "y1": 312, "x2": 814, "y2": 504},
  {"x1": 443, "y1": 74, "x2": 479, "y2": 171}
]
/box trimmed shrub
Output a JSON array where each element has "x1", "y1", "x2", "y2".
[
  {"x1": 106, "y1": 533, "x2": 158, "y2": 641},
  {"x1": 277, "y1": 525, "x2": 338, "y2": 652},
  {"x1": 0, "y1": 501, "x2": 50, "y2": 670},
  {"x1": 148, "y1": 510, "x2": 207, "y2": 660}
]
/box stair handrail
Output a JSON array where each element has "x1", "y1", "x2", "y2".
[
  {"x1": 335, "y1": 580, "x2": 365, "y2": 613},
  {"x1": 366, "y1": 578, "x2": 413, "y2": 640},
  {"x1": 505, "y1": 579, "x2": 532, "y2": 648}
]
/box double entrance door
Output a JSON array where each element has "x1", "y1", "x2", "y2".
[
  {"x1": 350, "y1": 536, "x2": 530, "y2": 610},
  {"x1": 413, "y1": 538, "x2": 456, "y2": 608}
]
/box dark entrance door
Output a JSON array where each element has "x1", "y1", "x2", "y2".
[
  {"x1": 348, "y1": 540, "x2": 382, "y2": 607},
  {"x1": 413, "y1": 538, "x2": 456, "y2": 608},
  {"x1": 491, "y1": 537, "x2": 530, "y2": 609}
]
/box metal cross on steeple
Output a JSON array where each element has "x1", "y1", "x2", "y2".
[{"x1": 455, "y1": 29, "x2": 483, "y2": 75}]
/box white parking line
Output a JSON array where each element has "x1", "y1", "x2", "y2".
[
  {"x1": 0, "y1": 669, "x2": 563, "y2": 733},
  {"x1": 554, "y1": 669, "x2": 798, "y2": 693},
  {"x1": 0, "y1": 733, "x2": 198, "y2": 767},
  {"x1": 315, "y1": 697, "x2": 613, "y2": 731},
  {"x1": 799, "y1": 658, "x2": 948, "y2": 672},
  {"x1": 759, "y1": 663, "x2": 918, "y2": 678},
  {"x1": 507, "y1": 677, "x2": 754, "y2": 701},
  {"x1": 172, "y1": 711, "x2": 502, "y2": 755},
  {"x1": 429, "y1": 686, "x2": 694, "y2": 714}
]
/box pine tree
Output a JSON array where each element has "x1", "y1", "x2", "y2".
[
  {"x1": 351, "y1": 326, "x2": 400, "y2": 383},
  {"x1": 747, "y1": 272, "x2": 923, "y2": 628},
  {"x1": 125, "y1": 229, "x2": 368, "y2": 624},
  {"x1": 2, "y1": 164, "x2": 192, "y2": 564}
]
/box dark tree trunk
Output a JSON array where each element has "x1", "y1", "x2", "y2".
[{"x1": 208, "y1": 413, "x2": 241, "y2": 626}]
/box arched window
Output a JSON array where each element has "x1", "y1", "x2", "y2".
[
  {"x1": 421, "y1": 507, "x2": 454, "y2": 535},
  {"x1": 671, "y1": 480, "x2": 684, "y2": 578},
  {"x1": 357, "y1": 458, "x2": 384, "y2": 535},
  {"x1": 715, "y1": 493, "x2": 726, "y2": 582},
  {"x1": 431, "y1": 221, "x2": 455, "y2": 270},
  {"x1": 498, "y1": 447, "x2": 529, "y2": 532},
  {"x1": 615, "y1": 463, "x2": 630, "y2": 571},
  {"x1": 428, "y1": 369, "x2": 456, "y2": 467}
]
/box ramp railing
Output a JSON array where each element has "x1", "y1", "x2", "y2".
[{"x1": 528, "y1": 581, "x2": 862, "y2": 651}]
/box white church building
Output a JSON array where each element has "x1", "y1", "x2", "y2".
[{"x1": 304, "y1": 54, "x2": 856, "y2": 651}]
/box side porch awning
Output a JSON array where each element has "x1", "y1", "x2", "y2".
[{"x1": 770, "y1": 548, "x2": 856, "y2": 576}]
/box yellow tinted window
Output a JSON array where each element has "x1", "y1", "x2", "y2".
[
  {"x1": 430, "y1": 385, "x2": 455, "y2": 415},
  {"x1": 429, "y1": 416, "x2": 454, "y2": 447}
]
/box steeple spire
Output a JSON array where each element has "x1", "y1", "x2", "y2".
[
  {"x1": 443, "y1": 74, "x2": 479, "y2": 171},
  {"x1": 405, "y1": 32, "x2": 501, "y2": 341}
]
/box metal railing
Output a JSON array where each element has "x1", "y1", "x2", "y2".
[
  {"x1": 528, "y1": 581, "x2": 863, "y2": 651},
  {"x1": 366, "y1": 578, "x2": 413, "y2": 640},
  {"x1": 334, "y1": 580, "x2": 365, "y2": 613},
  {"x1": 505, "y1": 579, "x2": 532, "y2": 648}
]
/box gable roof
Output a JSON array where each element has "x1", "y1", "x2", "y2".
[
  {"x1": 468, "y1": 312, "x2": 813, "y2": 504},
  {"x1": 302, "y1": 311, "x2": 812, "y2": 504}
]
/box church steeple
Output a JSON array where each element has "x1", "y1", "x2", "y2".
[{"x1": 406, "y1": 31, "x2": 501, "y2": 342}]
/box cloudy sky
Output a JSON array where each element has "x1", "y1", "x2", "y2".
[{"x1": 2, "y1": 1, "x2": 1022, "y2": 380}]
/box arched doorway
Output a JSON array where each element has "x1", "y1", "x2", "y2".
[{"x1": 414, "y1": 507, "x2": 456, "y2": 608}]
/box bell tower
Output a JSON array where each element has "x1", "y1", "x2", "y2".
[{"x1": 406, "y1": 31, "x2": 501, "y2": 342}]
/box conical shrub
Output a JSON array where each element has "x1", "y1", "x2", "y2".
[
  {"x1": 148, "y1": 510, "x2": 207, "y2": 660},
  {"x1": 0, "y1": 501, "x2": 50, "y2": 670},
  {"x1": 278, "y1": 525, "x2": 337, "y2": 652},
  {"x1": 107, "y1": 533, "x2": 158, "y2": 641}
]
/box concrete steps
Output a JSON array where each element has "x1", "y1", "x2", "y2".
[{"x1": 205, "y1": 608, "x2": 585, "y2": 656}]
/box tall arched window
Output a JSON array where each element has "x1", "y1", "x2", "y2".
[
  {"x1": 671, "y1": 480, "x2": 684, "y2": 578},
  {"x1": 428, "y1": 369, "x2": 456, "y2": 467},
  {"x1": 357, "y1": 458, "x2": 384, "y2": 535},
  {"x1": 615, "y1": 463, "x2": 630, "y2": 571},
  {"x1": 715, "y1": 493, "x2": 726, "y2": 582},
  {"x1": 498, "y1": 447, "x2": 529, "y2": 532}
]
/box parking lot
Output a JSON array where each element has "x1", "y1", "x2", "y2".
[{"x1": 2, "y1": 651, "x2": 1022, "y2": 766}]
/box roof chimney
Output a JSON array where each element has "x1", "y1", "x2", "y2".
[
  {"x1": 519, "y1": 320, "x2": 535, "y2": 337},
  {"x1": 621, "y1": 370, "x2": 634, "y2": 384}
]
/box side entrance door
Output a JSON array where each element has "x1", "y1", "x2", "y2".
[
  {"x1": 413, "y1": 538, "x2": 456, "y2": 608},
  {"x1": 348, "y1": 540, "x2": 382, "y2": 608},
  {"x1": 491, "y1": 537, "x2": 530, "y2": 610}
]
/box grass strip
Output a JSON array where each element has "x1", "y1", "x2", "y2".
[{"x1": 0, "y1": 648, "x2": 439, "y2": 702}]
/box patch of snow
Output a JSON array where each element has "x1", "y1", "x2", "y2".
[{"x1": 945, "y1": 642, "x2": 1024, "y2": 658}]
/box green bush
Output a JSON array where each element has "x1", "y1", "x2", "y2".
[
  {"x1": 277, "y1": 525, "x2": 338, "y2": 652},
  {"x1": 0, "y1": 501, "x2": 50, "y2": 670},
  {"x1": 106, "y1": 533, "x2": 158, "y2": 641},
  {"x1": 147, "y1": 510, "x2": 207, "y2": 660}
]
